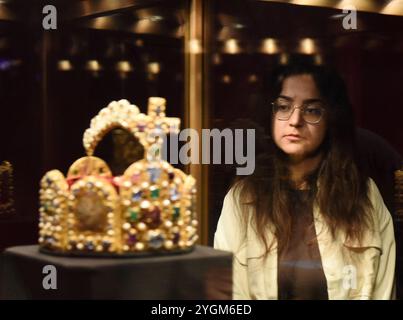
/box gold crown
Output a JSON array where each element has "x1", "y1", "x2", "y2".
[{"x1": 39, "y1": 98, "x2": 198, "y2": 256}]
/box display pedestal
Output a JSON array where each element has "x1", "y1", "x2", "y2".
[{"x1": 0, "y1": 245, "x2": 232, "y2": 299}]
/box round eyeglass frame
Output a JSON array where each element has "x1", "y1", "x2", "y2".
[{"x1": 271, "y1": 101, "x2": 326, "y2": 124}]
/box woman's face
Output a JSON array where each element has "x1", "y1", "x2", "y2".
[{"x1": 272, "y1": 74, "x2": 327, "y2": 163}]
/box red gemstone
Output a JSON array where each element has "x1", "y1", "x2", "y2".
[{"x1": 144, "y1": 207, "x2": 161, "y2": 228}]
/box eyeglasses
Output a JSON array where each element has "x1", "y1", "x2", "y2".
[{"x1": 271, "y1": 100, "x2": 326, "y2": 124}]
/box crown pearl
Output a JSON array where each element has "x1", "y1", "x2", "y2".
[
  {"x1": 164, "y1": 240, "x2": 173, "y2": 249},
  {"x1": 137, "y1": 222, "x2": 147, "y2": 231}
]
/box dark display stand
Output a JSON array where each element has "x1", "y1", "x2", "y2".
[{"x1": 0, "y1": 245, "x2": 232, "y2": 299}]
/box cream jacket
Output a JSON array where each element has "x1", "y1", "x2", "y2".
[{"x1": 214, "y1": 179, "x2": 396, "y2": 300}]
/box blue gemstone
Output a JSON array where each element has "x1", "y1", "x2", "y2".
[
  {"x1": 132, "y1": 191, "x2": 142, "y2": 201},
  {"x1": 46, "y1": 236, "x2": 55, "y2": 245},
  {"x1": 170, "y1": 188, "x2": 180, "y2": 201},
  {"x1": 152, "y1": 128, "x2": 163, "y2": 137},
  {"x1": 148, "y1": 167, "x2": 161, "y2": 183},
  {"x1": 149, "y1": 235, "x2": 164, "y2": 249},
  {"x1": 132, "y1": 192, "x2": 141, "y2": 201},
  {"x1": 85, "y1": 242, "x2": 94, "y2": 251}
]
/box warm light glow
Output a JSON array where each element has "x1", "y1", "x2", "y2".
[
  {"x1": 224, "y1": 39, "x2": 241, "y2": 54},
  {"x1": 282, "y1": 0, "x2": 403, "y2": 16},
  {"x1": 314, "y1": 54, "x2": 323, "y2": 65},
  {"x1": 299, "y1": 38, "x2": 316, "y2": 54},
  {"x1": 261, "y1": 38, "x2": 279, "y2": 54},
  {"x1": 116, "y1": 61, "x2": 133, "y2": 73},
  {"x1": 135, "y1": 39, "x2": 144, "y2": 47},
  {"x1": 93, "y1": 16, "x2": 110, "y2": 29},
  {"x1": 292, "y1": 0, "x2": 333, "y2": 6},
  {"x1": 147, "y1": 15, "x2": 163, "y2": 22},
  {"x1": 222, "y1": 74, "x2": 231, "y2": 84},
  {"x1": 279, "y1": 53, "x2": 289, "y2": 65},
  {"x1": 212, "y1": 53, "x2": 222, "y2": 65},
  {"x1": 336, "y1": 0, "x2": 377, "y2": 12},
  {"x1": 292, "y1": 0, "x2": 373, "y2": 11},
  {"x1": 136, "y1": 19, "x2": 153, "y2": 33},
  {"x1": 147, "y1": 62, "x2": 160, "y2": 75},
  {"x1": 336, "y1": 0, "x2": 355, "y2": 8},
  {"x1": 382, "y1": 0, "x2": 403, "y2": 15},
  {"x1": 86, "y1": 60, "x2": 101, "y2": 71},
  {"x1": 233, "y1": 23, "x2": 246, "y2": 29},
  {"x1": 189, "y1": 39, "x2": 202, "y2": 54},
  {"x1": 58, "y1": 60, "x2": 73, "y2": 71},
  {"x1": 248, "y1": 74, "x2": 258, "y2": 83}
]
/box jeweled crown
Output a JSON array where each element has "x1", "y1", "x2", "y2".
[{"x1": 39, "y1": 98, "x2": 198, "y2": 256}]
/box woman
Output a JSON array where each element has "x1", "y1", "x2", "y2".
[{"x1": 214, "y1": 63, "x2": 396, "y2": 300}]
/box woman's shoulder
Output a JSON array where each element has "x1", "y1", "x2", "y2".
[
  {"x1": 214, "y1": 186, "x2": 250, "y2": 253},
  {"x1": 366, "y1": 177, "x2": 394, "y2": 228},
  {"x1": 223, "y1": 180, "x2": 253, "y2": 205},
  {"x1": 367, "y1": 177, "x2": 386, "y2": 206},
  {"x1": 221, "y1": 185, "x2": 250, "y2": 221}
]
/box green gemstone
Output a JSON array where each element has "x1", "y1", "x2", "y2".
[
  {"x1": 130, "y1": 210, "x2": 138, "y2": 222},
  {"x1": 173, "y1": 207, "x2": 180, "y2": 219},
  {"x1": 151, "y1": 188, "x2": 160, "y2": 199}
]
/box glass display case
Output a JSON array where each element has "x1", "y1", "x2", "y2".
[
  {"x1": 202, "y1": 0, "x2": 403, "y2": 298},
  {"x1": 204, "y1": 0, "x2": 403, "y2": 243}
]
